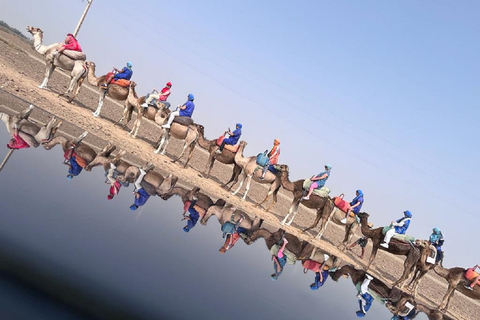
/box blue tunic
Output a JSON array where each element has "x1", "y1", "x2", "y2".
[
  {"x1": 68, "y1": 157, "x2": 82, "y2": 176},
  {"x1": 114, "y1": 67, "x2": 133, "y2": 80},
  {"x1": 224, "y1": 127, "x2": 242, "y2": 145},
  {"x1": 179, "y1": 100, "x2": 195, "y2": 117},
  {"x1": 135, "y1": 188, "x2": 150, "y2": 207}
]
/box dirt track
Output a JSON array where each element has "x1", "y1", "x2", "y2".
[{"x1": 0, "y1": 27, "x2": 477, "y2": 319}]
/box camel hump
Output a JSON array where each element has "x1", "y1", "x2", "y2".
[
  {"x1": 62, "y1": 50, "x2": 86, "y2": 61},
  {"x1": 173, "y1": 116, "x2": 194, "y2": 126}
]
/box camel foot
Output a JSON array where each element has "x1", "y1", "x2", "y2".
[
  {"x1": 92, "y1": 112, "x2": 99, "y2": 118},
  {"x1": 153, "y1": 149, "x2": 160, "y2": 154}
]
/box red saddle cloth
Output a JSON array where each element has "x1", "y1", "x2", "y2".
[
  {"x1": 216, "y1": 135, "x2": 225, "y2": 146},
  {"x1": 465, "y1": 268, "x2": 480, "y2": 285},
  {"x1": 302, "y1": 259, "x2": 323, "y2": 273},
  {"x1": 333, "y1": 194, "x2": 350, "y2": 213}
]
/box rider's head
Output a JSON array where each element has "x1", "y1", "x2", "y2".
[
  {"x1": 130, "y1": 204, "x2": 138, "y2": 211},
  {"x1": 126, "y1": 62, "x2": 133, "y2": 69},
  {"x1": 432, "y1": 227, "x2": 441, "y2": 234},
  {"x1": 274, "y1": 138, "x2": 280, "y2": 145},
  {"x1": 404, "y1": 210, "x2": 412, "y2": 218},
  {"x1": 67, "y1": 174, "x2": 74, "y2": 180},
  {"x1": 188, "y1": 93, "x2": 194, "y2": 101},
  {"x1": 166, "y1": 82, "x2": 172, "y2": 87},
  {"x1": 325, "y1": 164, "x2": 332, "y2": 171}
]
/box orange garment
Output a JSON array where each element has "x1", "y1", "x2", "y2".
[{"x1": 268, "y1": 145, "x2": 280, "y2": 164}]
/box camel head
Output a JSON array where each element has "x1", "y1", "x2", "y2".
[
  {"x1": 357, "y1": 211, "x2": 369, "y2": 220},
  {"x1": 85, "y1": 61, "x2": 96, "y2": 70},
  {"x1": 276, "y1": 164, "x2": 289, "y2": 173},
  {"x1": 26, "y1": 26, "x2": 42, "y2": 36}
]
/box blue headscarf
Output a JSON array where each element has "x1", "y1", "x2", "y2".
[{"x1": 350, "y1": 190, "x2": 364, "y2": 205}]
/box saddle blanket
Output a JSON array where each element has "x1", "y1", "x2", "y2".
[
  {"x1": 110, "y1": 79, "x2": 130, "y2": 87},
  {"x1": 62, "y1": 50, "x2": 86, "y2": 61},
  {"x1": 172, "y1": 116, "x2": 194, "y2": 126},
  {"x1": 302, "y1": 180, "x2": 330, "y2": 197}
]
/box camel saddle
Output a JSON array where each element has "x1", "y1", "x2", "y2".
[
  {"x1": 61, "y1": 50, "x2": 86, "y2": 61},
  {"x1": 172, "y1": 116, "x2": 194, "y2": 126},
  {"x1": 302, "y1": 180, "x2": 330, "y2": 197},
  {"x1": 110, "y1": 79, "x2": 130, "y2": 87},
  {"x1": 381, "y1": 226, "x2": 416, "y2": 243},
  {"x1": 215, "y1": 135, "x2": 239, "y2": 153},
  {"x1": 465, "y1": 268, "x2": 480, "y2": 284},
  {"x1": 333, "y1": 194, "x2": 350, "y2": 213}
]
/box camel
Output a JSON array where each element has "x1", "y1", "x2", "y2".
[
  {"x1": 160, "y1": 185, "x2": 222, "y2": 211},
  {"x1": 85, "y1": 61, "x2": 136, "y2": 118},
  {"x1": 26, "y1": 26, "x2": 87, "y2": 103},
  {"x1": 153, "y1": 122, "x2": 200, "y2": 169},
  {"x1": 433, "y1": 265, "x2": 480, "y2": 312},
  {"x1": 0, "y1": 105, "x2": 62, "y2": 147},
  {"x1": 246, "y1": 227, "x2": 321, "y2": 261},
  {"x1": 200, "y1": 200, "x2": 263, "y2": 231},
  {"x1": 117, "y1": 165, "x2": 176, "y2": 197},
  {"x1": 196, "y1": 125, "x2": 242, "y2": 188},
  {"x1": 416, "y1": 303, "x2": 455, "y2": 320},
  {"x1": 276, "y1": 164, "x2": 330, "y2": 225},
  {"x1": 231, "y1": 141, "x2": 282, "y2": 208},
  {"x1": 356, "y1": 212, "x2": 428, "y2": 289},
  {"x1": 330, "y1": 265, "x2": 416, "y2": 317},
  {"x1": 275, "y1": 164, "x2": 357, "y2": 245},
  {"x1": 43, "y1": 132, "x2": 116, "y2": 174},
  {"x1": 117, "y1": 82, "x2": 171, "y2": 138}
]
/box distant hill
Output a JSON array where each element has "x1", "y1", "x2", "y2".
[{"x1": 0, "y1": 20, "x2": 30, "y2": 42}]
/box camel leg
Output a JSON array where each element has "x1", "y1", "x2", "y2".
[
  {"x1": 221, "y1": 165, "x2": 242, "y2": 189},
  {"x1": 281, "y1": 201, "x2": 300, "y2": 225},
  {"x1": 129, "y1": 109, "x2": 143, "y2": 138},
  {"x1": 393, "y1": 250, "x2": 418, "y2": 288},
  {"x1": 69, "y1": 70, "x2": 86, "y2": 103},
  {"x1": 240, "y1": 175, "x2": 254, "y2": 200},
  {"x1": 34, "y1": 116, "x2": 58, "y2": 142},
  {"x1": 232, "y1": 175, "x2": 246, "y2": 196},
  {"x1": 340, "y1": 223, "x2": 358, "y2": 250},
  {"x1": 439, "y1": 286, "x2": 456, "y2": 311},
  {"x1": 39, "y1": 63, "x2": 55, "y2": 89},
  {"x1": 92, "y1": 90, "x2": 107, "y2": 117},
  {"x1": 303, "y1": 210, "x2": 323, "y2": 234},
  {"x1": 203, "y1": 156, "x2": 215, "y2": 178},
  {"x1": 154, "y1": 132, "x2": 168, "y2": 155},
  {"x1": 172, "y1": 141, "x2": 188, "y2": 164},
  {"x1": 183, "y1": 142, "x2": 196, "y2": 168}
]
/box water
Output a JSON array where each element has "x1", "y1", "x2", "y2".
[{"x1": 0, "y1": 112, "x2": 426, "y2": 319}]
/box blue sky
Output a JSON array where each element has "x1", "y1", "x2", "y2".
[{"x1": 3, "y1": 0, "x2": 479, "y2": 267}]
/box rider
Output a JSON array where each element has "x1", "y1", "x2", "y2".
[
  {"x1": 271, "y1": 237, "x2": 289, "y2": 280},
  {"x1": 55, "y1": 33, "x2": 82, "y2": 55},
  {"x1": 161, "y1": 93, "x2": 195, "y2": 129},
  {"x1": 141, "y1": 82, "x2": 172, "y2": 109},
  {"x1": 341, "y1": 190, "x2": 364, "y2": 224},
  {"x1": 102, "y1": 62, "x2": 133, "y2": 88},
  {"x1": 302, "y1": 253, "x2": 331, "y2": 290},
  {"x1": 130, "y1": 168, "x2": 150, "y2": 211},
  {"x1": 301, "y1": 164, "x2": 332, "y2": 201},
  {"x1": 216, "y1": 123, "x2": 242, "y2": 154},
  {"x1": 429, "y1": 227, "x2": 444, "y2": 264},
  {"x1": 182, "y1": 197, "x2": 200, "y2": 233},
  {"x1": 356, "y1": 274, "x2": 374, "y2": 317},
  {"x1": 106, "y1": 163, "x2": 122, "y2": 200},
  {"x1": 380, "y1": 211, "x2": 412, "y2": 249},
  {"x1": 259, "y1": 138, "x2": 280, "y2": 180}
]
